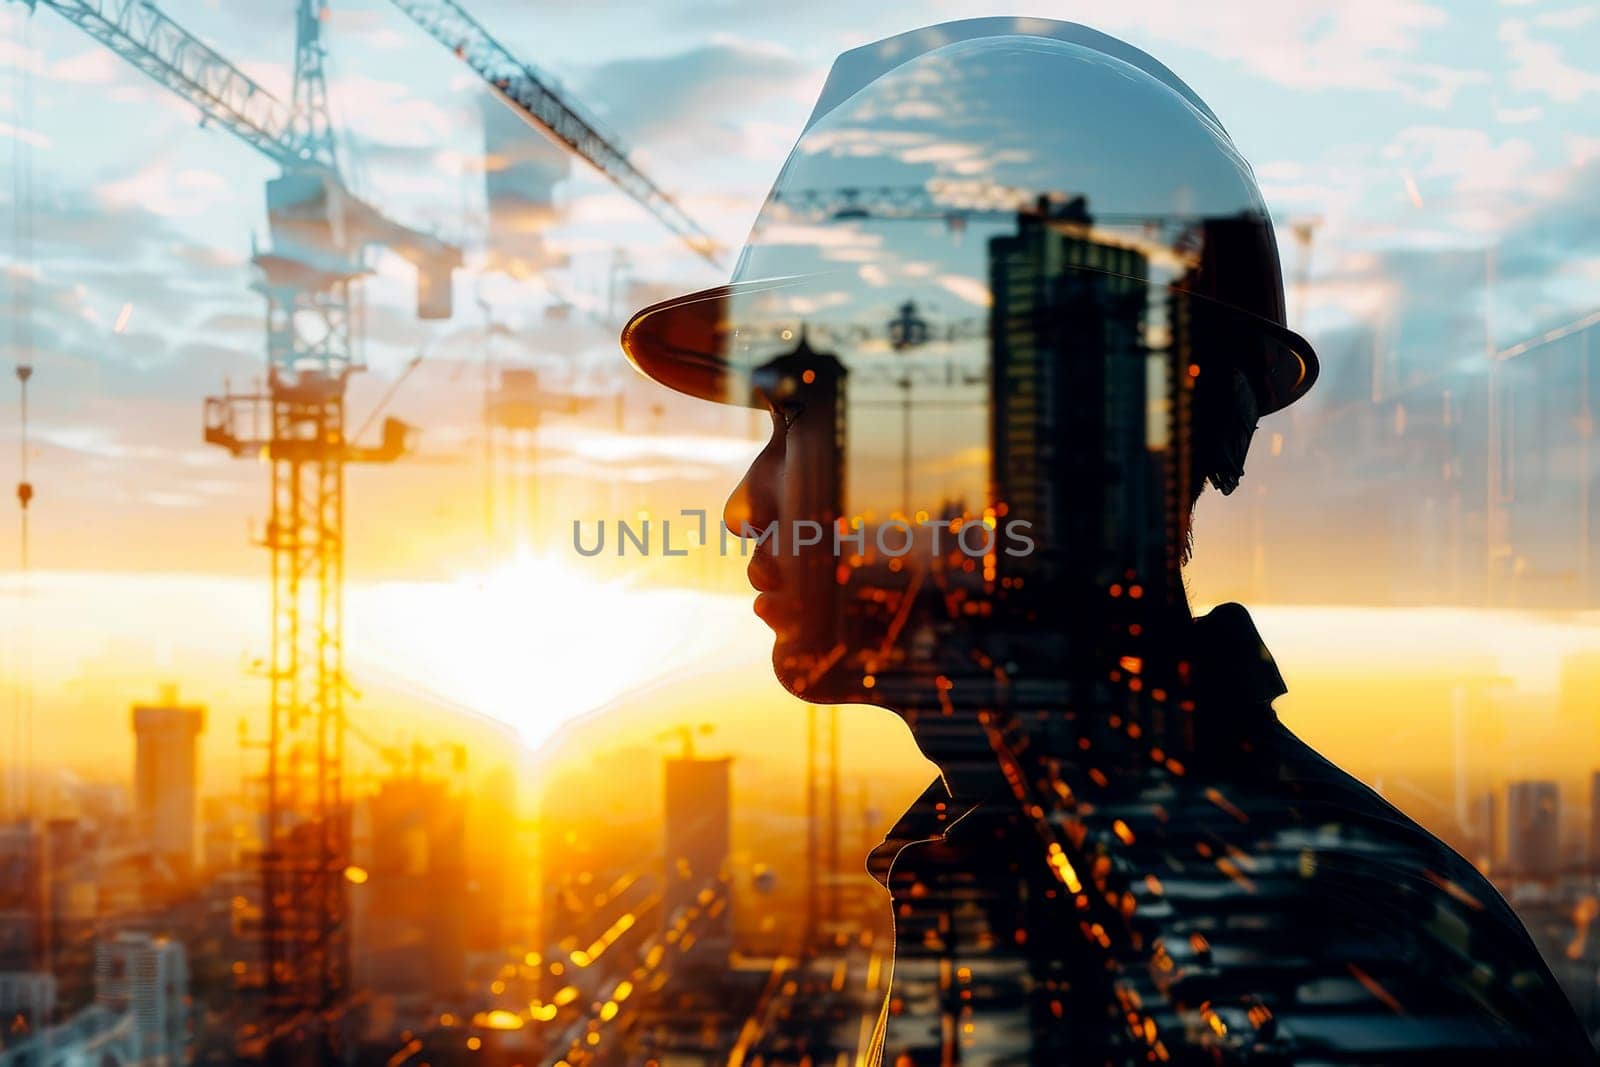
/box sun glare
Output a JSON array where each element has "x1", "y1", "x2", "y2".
[{"x1": 346, "y1": 553, "x2": 753, "y2": 751}]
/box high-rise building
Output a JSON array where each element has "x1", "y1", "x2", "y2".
[
  {"x1": 131, "y1": 685, "x2": 205, "y2": 877},
  {"x1": 45, "y1": 817, "x2": 100, "y2": 1015},
  {"x1": 94, "y1": 931, "x2": 189, "y2": 1065},
  {"x1": 535, "y1": 742, "x2": 661, "y2": 981},
  {"x1": 467, "y1": 763, "x2": 513, "y2": 954},
  {"x1": 1557, "y1": 659, "x2": 1600, "y2": 851},
  {"x1": 989, "y1": 197, "x2": 1155, "y2": 590},
  {"x1": 663, "y1": 756, "x2": 732, "y2": 969},
  {"x1": 0, "y1": 971, "x2": 56, "y2": 1032},
  {"x1": 353, "y1": 777, "x2": 468, "y2": 1002},
  {"x1": 1589, "y1": 771, "x2": 1600, "y2": 871},
  {"x1": 1471, "y1": 790, "x2": 1499, "y2": 872},
  {"x1": 1507, "y1": 779, "x2": 1561, "y2": 880},
  {"x1": 0, "y1": 819, "x2": 46, "y2": 972}
]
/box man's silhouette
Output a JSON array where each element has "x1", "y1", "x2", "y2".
[{"x1": 623, "y1": 19, "x2": 1597, "y2": 1064}]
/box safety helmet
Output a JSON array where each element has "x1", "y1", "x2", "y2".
[
  {"x1": 622, "y1": 19, "x2": 1319, "y2": 688},
  {"x1": 623, "y1": 18, "x2": 1317, "y2": 420}
]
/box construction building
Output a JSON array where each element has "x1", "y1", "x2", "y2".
[
  {"x1": 1507, "y1": 779, "x2": 1562, "y2": 880},
  {"x1": 132, "y1": 686, "x2": 206, "y2": 879},
  {"x1": 663, "y1": 755, "x2": 733, "y2": 971}
]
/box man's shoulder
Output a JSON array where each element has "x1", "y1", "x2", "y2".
[
  {"x1": 1251, "y1": 724, "x2": 1594, "y2": 1053},
  {"x1": 1262, "y1": 722, "x2": 1514, "y2": 916}
]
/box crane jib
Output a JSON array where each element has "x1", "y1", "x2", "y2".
[{"x1": 388, "y1": 0, "x2": 724, "y2": 269}]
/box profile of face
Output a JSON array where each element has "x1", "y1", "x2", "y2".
[
  {"x1": 625, "y1": 34, "x2": 1313, "y2": 714},
  {"x1": 722, "y1": 361, "x2": 843, "y2": 697}
]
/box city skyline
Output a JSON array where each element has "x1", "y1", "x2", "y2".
[{"x1": 1, "y1": 3, "x2": 1599, "y2": 1061}]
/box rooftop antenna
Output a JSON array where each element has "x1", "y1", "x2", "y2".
[
  {"x1": 10, "y1": 365, "x2": 29, "y2": 820},
  {"x1": 16, "y1": 365, "x2": 32, "y2": 570},
  {"x1": 10, "y1": 7, "x2": 35, "y2": 819}
]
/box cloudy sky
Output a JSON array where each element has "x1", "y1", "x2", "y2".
[
  {"x1": 2, "y1": 0, "x2": 1600, "y2": 803},
  {"x1": 0, "y1": 0, "x2": 1598, "y2": 579}
]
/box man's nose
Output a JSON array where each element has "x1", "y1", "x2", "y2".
[
  {"x1": 722, "y1": 472, "x2": 754, "y2": 541},
  {"x1": 724, "y1": 444, "x2": 779, "y2": 542}
]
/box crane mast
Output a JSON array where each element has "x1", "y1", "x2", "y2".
[
  {"x1": 12, "y1": 1, "x2": 460, "y2": 1059},
  {"x1": 288, "y1": 0, "x2": 340, "y2": 170},
  {"x1": 245, "y1": 6, "x2": 355, "y2": 1032}
]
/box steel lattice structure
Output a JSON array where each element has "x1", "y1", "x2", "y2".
[
  {"x1": 20, "y1": 1, "x2": 722, "y2": 1057},
  {"x1": 13, "y1": 1, "x2": 457, "y2": 1058},
  {"x1": 386, "y1": 0, "x2": 723, "y2": 267},
  {"x1": 21, "y1": 0, "x2": 302, "y2": 164}
]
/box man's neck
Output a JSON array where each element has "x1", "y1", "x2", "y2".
[{"x1": 901, "y1": 591, "x2": 1199, "y2": 805}]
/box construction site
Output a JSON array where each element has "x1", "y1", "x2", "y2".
[
  {"x1": 1, "y1": 2, "x2": 1599, "y2": 1065},
  {"x1": 0, "y1": 2, "x2": 917, "y2": 1062}
]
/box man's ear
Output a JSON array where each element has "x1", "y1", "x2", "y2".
[{"x1": 1206, "y1": 368, "x2": 1258, "y2": 496}]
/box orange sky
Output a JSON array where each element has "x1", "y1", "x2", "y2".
[{"x1": 4, "y1": 556, "x2": 1599, "y2": 861}]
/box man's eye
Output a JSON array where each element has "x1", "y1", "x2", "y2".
[{"x1": 757, "y1": 389, "x2": 805, "y2": 433}]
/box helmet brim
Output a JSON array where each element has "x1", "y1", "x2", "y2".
[{"x1": 621, "y1": 275, "x2": 1318, "y2": 417}]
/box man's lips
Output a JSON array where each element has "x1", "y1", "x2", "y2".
[
  {"x1": 747, "y1": 552, "x2": 794, "y2": 628},
  {"x1": 752, "y1": 590, "x2": 792, "y2": 628},
  {"x1": 746, "y1": 552, "x2": 784, "y2": 594}
]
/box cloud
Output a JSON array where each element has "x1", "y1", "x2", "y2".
[
  {"x1": 46, "y1": 48, "x2": 121, "y2": 85},
  {"x1": 1494, "y1": 105, "x2": 1544, "y2": 125},
  {"x1": 1531, "y1": 7, "x2": 1599, "y2": 30},
  {"x1": 4, "y1": 192, "x2": 262, "y2": 396},
  {"x1": 96, "y1": 159, "x2": 243, "y2": 219},
  {"x1": 657, "y1": 1, "x2": 1490, "y2": 113},
  {"x1": 1484, "y1": 157, "x2": 1600, "y2": 289},
  {"x1": 328, "y1": 72, "x2": 459, "y2": 150},
  {"x1": 796, "y1": 126, "x2": 932, "y2": 160},
  {"x1": 0, "y1": 35, "x2": 43, "y2": 75},
  {"x1": 1499, "y1": 18, "x2": 1600, "y2": 102},
  {"x1": 1305, "y1": 152, "x2": 1600, "y2": 372},
  {"x1": 1386, "y1": 126, "x2": 1545, "y2": 202},
  {"x1": 0, "y1": 121, "x2": 50, "y2": 149},
  {"x1": 900, "y1": 141, "x2": 982, "y2": 165},
  {"x1": 918, "y1": 0, "x2": 1485, "y2": 105},
  {"x1": 582, "y1": 40, "x2": 815, "y2": 160},
  {"x1": 935, "y1": 274, "x2": 990, "y2": 307},
  {"x1": 325, "y1": 6, "x2": 411, "y2": 51}
]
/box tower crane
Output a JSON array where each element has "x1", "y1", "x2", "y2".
[
  {"x1": 22, "y1": 2, "x2": 726, "y2": 1056},
  {"x1": 11, "y1": 0, "x2": 463, "y2": 1058},
  {"x1": 766, "y1": 183, "x2": 1321, "y2": 296},
  {"x1": 767, "y1": 182, "x2": 1209, "y2": 236}
]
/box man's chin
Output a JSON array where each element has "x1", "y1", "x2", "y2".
[
  {"x1": 768, "y1": 637, "x2": 856, "y2": 705},
  {"x1": 769, "y1": 638, "x2": 811, "y2": 700},
  {"x1": 766, "y1": 639, "x2": 823, "y2": 703}
]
